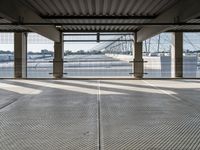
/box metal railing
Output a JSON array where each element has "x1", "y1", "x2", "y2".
[
  {"x1": 27, "y1": 60, "x2": 53, "y2": 78},
  {"x1": 63, "y1": 54, "x2": 132, "y2": 78},
  {"x1": 1, "y1": 55, "x2": 200, "y2": 78}
]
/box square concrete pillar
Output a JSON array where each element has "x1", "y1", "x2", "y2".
[
  {"x1": 14, "y1": 32, "x2": 27, "y2": 78},
  {"x1": 133, "y1": 34, "x2": 143, "y2": 78},
  {"x1": 171, "y1": 32, "x2": 183, "y2": 78},
  {"x1": 53, "y1": 33, "x2": 63, "y2": 78}
]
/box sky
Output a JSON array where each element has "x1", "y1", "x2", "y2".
[
  {"x1": 1, "y1": 42, "x2": 200, "y2": 53},
  {"x1": 0, "y1": 33, "x2": 101, "y2": 52},
  {"x1": 1, "y1": 33, "x2": 200, "y2": 52},
  {"x1": 0, "y1": 43, "x2": 100, "y2": 52}
]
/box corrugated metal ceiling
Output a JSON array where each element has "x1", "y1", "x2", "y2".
[
  {"x1": 50, "y1": 18, "x2": 148, "y2": 32},
  {"x1": 20, "y1": 0, "x2": 178, "y2": 16},
  {"x1": 17, "y1": 0, "x2": 179, "y2": 32},
  {"x1": 61, "y1": 25, "x2": 138, "y2": 32},
  {"x1": 1, "y1": 0, "x2": 200, "y2": 32}
]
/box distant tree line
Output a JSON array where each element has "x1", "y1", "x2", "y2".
[
  {"x1": 184, "y1": 50, "x2": 200, "y2": 53},
  {"x1": 0, "y1": 50, "x2": 53, "y2": 55},
  {"x1": 64, "y1": 50, "x2": 103, "y2": 55},
  {"x1": 0, "y1": 50, "x2": 13, "y2": 54},
  {"x1": 28, "y1": 49, "x2": 53, "y2": 55}
]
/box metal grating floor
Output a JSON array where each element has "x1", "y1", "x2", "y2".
[{"x1": 0, "y1": 79, "x2": 200, "y2": 150}]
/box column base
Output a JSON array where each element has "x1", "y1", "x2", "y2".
[
  {"x1": 53, "y1": 59, "x2": 63, "y2": 79},
  {"x1": 53, "y1": 74, "x2": 63, "y2": 79},
  {"x1": 133, "y1": 58, "x2": 144, "y2": 79}
]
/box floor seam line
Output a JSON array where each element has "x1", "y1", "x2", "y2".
[{"x1": 97, "y1": 80, "x2": 102, "y2": 150}]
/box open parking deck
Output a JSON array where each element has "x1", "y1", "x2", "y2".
[
  {"x1": 0, "y1": 79, "x2": 200, "y2": 149},
  {"x1": 1, "y1": 0, "x2": 200, "y2": 149}
]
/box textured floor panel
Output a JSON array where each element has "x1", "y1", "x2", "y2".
[
  {"x1": 0, "y1": 89, "x2": 21, "y2": 110},
  {"x1": 1, "y1": 80, "x2": 200, "y2": 150},
  {"x1": 100, "y1": 80, "x2": 200, "y2": 150},
  {"x1": 0, "y1": 80, "x2": 98, "y2": 150}
]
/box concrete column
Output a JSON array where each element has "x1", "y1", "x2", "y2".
[
  {"x1": 133, "y1": 34, "x2": 143, "y2": 78},
  {"x1": 171, "y1": 32, "x2": 183, "y2": 78},
  {"x1": 53, "y1": 33, "x2": 63, "y2": 78},
  {"x1": 14, "y1": 32, "x2": 27, "y2": 78}
]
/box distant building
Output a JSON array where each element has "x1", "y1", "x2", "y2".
[{"x1": 41, "y1": 49, "x2": 49, "y2": 54}]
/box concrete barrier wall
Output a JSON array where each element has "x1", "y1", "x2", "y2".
[
  {"x1": 106, "y1": 54, "x2": 198, "y2": 77},
  {"x1": 105, "y1": 54, "x2": 132, "y2": 62},
  {"x1": 105, "y1": 54, "x2": 162, "y2": 69}
]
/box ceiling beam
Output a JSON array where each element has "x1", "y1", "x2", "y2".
[
  {"x1": 62, "y1": 30, "x2": 137, "y2": 33},
  {"x1": 0, "y1": 0, "x2": 60, "y2": 42},
  {"x1": 167, "y1": 30, "x2": 200, "y2": 32},
  {"x1": 137, "y1": 0, "x2": 200, "y2": 42},
  {"x1": 1, "y1": 23, "x2": 200, "y2": 26},
  {"x1": 42, "y1": 15, "x2": 156, "y2": 20},
  {"x1": 1, "y1": 29, "x2": 200, "y2": 33}
]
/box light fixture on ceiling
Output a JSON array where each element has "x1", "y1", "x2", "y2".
[{"x1": 55, "y1": 25, "x2": 62, "y2": 29}]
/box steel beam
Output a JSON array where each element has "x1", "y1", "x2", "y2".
[
  {"x1": 0, "y1": 0, "x2": 60, "y2": 42},
  {"x1": 137, "y1": 0, "x2": 200, "y2": 42}
]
